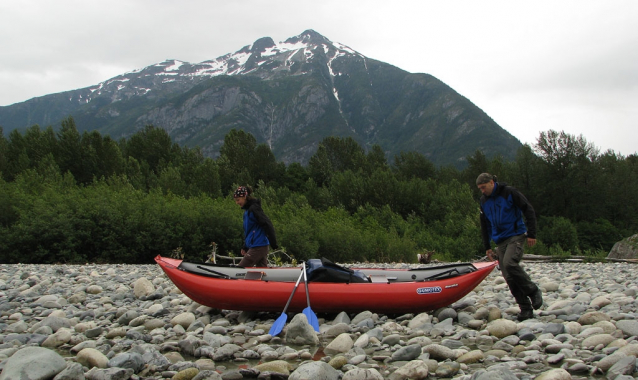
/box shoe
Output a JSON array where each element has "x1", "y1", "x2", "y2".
[
  {"x1": 517, "y1": 309, "x2": 534, "y2": 321},
  {"x1": 530, "y1": 288, "x2": 543, "y2": 310}
]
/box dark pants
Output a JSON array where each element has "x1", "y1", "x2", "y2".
[
  {"x1": 496, "y1": 234, "x2": 538, "y2": 311},
  {"x1": 238, "y1": 246, "x2": 269, "y2": 267}
]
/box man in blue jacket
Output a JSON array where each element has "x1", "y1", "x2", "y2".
[{"x1": 477, "y1": 173, "x2": 543, "y2": 321}]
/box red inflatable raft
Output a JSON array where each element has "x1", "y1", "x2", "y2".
[{"x1": 155, "y1": 255, "x2": 497, "y2": 314}]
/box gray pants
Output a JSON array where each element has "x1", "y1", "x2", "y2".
[
  {"x1": 496, "y1": 234, "x2": 538, "y2": 311},
  {"x1": 238, "y1": 246, "x2": 269, "y2": 267}
]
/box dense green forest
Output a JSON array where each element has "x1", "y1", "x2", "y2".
[{"x1": 1, "y1": 117, "x2": 636, "y2": 264}]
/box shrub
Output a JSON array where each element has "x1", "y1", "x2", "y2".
[
  {"x1": 538, "y1": 216, "x2": 579, "y2": 252},
  {"x1": 549, "y1": 244, "x2": 571, "y2": 258},
  {"x1": 576, "y1": 218, "x2": 621, "y2": 251}
]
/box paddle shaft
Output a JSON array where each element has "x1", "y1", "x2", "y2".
[
  {"x1": 281, "y1": 268, "x2": 304, "y2": 314},
  {"x1": 301, "y1": 261, "x2": 320, "y2": 332},
  {"x1": 302, "y1": 261, "x2": 311, "y2": 306}
]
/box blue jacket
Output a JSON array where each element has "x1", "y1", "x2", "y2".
[
  {"x1": 242, "y1": 198, "x2": 278, "y2": 250},
  {"x1": 479, "y1": 182, "x2": 536, "y2": 250}
]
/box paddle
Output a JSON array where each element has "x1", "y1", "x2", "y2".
[
  {"x1": 302, "y1": 261, "x2": 320, "y2": 332},
  {"x1": 195, "y1": 265, "x2": 231, "y2": 279},
  {"x1": 268, "y1": 268, "x2": 304, "y2": 336}
]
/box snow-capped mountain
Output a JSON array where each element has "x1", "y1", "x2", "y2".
[
  {"x1": 77, "y1": 30, "x2": 360, "y2": 105},
  {"x1": 0, "y1": 30, "x2": 521, "y2": 166}
]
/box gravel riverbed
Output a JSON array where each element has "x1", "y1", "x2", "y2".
[{"x1": 1, "y1": 261, "x2": 638, "y2": 380}]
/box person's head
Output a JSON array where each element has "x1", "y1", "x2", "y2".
[
  {"x1": 233, "y1": 185, "x2": 253, "y2": 207},
  {"x1": 476, "y1": 173, "x2": 496, "y2": 196}
]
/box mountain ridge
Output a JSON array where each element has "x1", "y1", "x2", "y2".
[{"x1": 0, "y1": 29, "x2": 521, "y2": 167}]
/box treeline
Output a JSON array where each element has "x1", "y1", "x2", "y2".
[{"x1": 0, "y1": 118, "x2": 636, "y2": 264}]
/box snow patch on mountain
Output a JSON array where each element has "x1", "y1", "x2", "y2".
[
  {"x1": 159, "y1": 30, "x2": 361, "y2": 79},
  {"x1": 164, "y1": 61, "x2": 184, "y2": 71},
  {"x1": 76, "y1": 30, "x2": 364, "y2": 104}
]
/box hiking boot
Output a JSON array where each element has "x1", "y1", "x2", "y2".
[
  {"x1": 517, "y1": 309, "x2": 534, "y2": 321},
  {"x1": 530, "y1": 288, "x2": 543, "y2": 310}
]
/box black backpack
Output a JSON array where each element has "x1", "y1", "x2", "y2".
[{"x1": 305, "y1": 257, "x2": 370, "y2": 283}]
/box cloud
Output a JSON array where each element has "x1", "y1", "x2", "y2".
[{"x1": 1, "y1": 0, "x2": 636, "y2": 155}]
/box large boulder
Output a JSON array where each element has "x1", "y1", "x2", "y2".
[
  {"x1": 284, "y1": 313, "x2": 319, "y2": 345},
  {"x1": 133, "y1": 277, "x2": 155, "y2": 298},
  {"x1": 0, "y1": 347, "x2": 66, "y2": 380},
  {"x1": 607, "y1": 234, "x2": 638, "y2": 260},
  {"x1": 324, "y1": 333, "x2": 354, "y2": 355},
  {"x1": 289, "y1": 361, "x2": 340, "y2": 380}
]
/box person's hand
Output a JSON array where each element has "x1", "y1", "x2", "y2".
[
  {"x1": 240, "y1": 249, "x2": 247, "y2": 256},
  {"x1": 527, "y1": 238, "x2": 536, "y2": 247},
  {"x1": 486, "y1": 249, "x2": 495, "y2": 261}
]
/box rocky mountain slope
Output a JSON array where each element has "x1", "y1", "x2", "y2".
[{"x1": 0, "y1": 30, "x2": 521, "y2": 166}]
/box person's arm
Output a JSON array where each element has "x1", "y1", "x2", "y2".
[
  {"x1": 250, "y1": 206, "x2": 279, "y2": 249},
  {"x1": 241, "y1": 211, "x2": 248, "y2": 253},
  {"x1": 510, "y1": 188, "x2": 537, "y2": 239},
  {"x1": 479, "y1": 206, "x2": 492, "y2": 252}
]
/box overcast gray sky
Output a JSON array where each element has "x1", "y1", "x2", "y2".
[{"x1": 1, "y1": 0, "x2": 636, "y2": 156}]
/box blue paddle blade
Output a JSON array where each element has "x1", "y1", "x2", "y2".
[
  {"x1": 269, "y1": 269, "x2": 304, "y2": 337},
  {"x1": 269, "y1": 312, "x2": 288, "y2": 336},
  {"x1": 303, "y1": 307, "x2": 320, "y2": 332}
]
